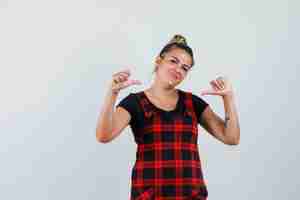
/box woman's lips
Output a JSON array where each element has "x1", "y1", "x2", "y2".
[{"x1": 169, "y1": 70, "x2": 181, "y2": 80}]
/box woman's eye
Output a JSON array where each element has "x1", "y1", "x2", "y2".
[
  {"x1": 182, "y1": 66, "x2": 189, "y2": 72},
  {"x1": 170, "y1": 59, "x2": 177, "y2": 63}
]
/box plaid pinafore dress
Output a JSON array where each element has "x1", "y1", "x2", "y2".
[{"x1": 130, "y1": 89, "x2": 208, "y2": 200}]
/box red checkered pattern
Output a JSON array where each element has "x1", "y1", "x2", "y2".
[{"x1": 130, "y1": 90, "x2": 208, "y2": 200}]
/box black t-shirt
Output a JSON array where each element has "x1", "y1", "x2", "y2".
[{"x1": 116, "y1": 91, "x2": 209, "y2": 128}]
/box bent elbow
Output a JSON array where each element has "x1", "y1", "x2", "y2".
[
  {"x1": 224, "y1": 129, "x2": 240, "y2": 145},
  {"x1": 229, "y1": 139, "x2": 240, "y2": 145},
  {"x1": 97, "y1": 137, "x2": 110, "y2": 143},
  {"x1": 96, "y1": 131, "x2": 112, "y2": 144},
  {"x1": 225, "y1": 136, "x2": 240, "y2": 145}
]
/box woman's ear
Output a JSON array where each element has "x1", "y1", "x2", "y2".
[
  {"x1": 153, "y1": 56, "x2": 164, "y2": 72},
  {"x1": 155, "y1": 56, "x2": 162, "y2": 65}
]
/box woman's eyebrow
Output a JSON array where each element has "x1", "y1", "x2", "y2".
[{"x1": 171, "y1": 56, "x2": 191, "y2": 68}]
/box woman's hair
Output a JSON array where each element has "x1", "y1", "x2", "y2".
[{"x1": 156, "y1": 34, "x2": 194, "y2": 70}]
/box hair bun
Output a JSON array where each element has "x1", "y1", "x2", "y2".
[{"x1": 168, "y1": 34, "x2": 188, "y2": 45}]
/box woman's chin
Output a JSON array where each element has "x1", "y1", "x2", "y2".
[
  {"x1": 167, "y1": 79, "x2": 179, "y2": 87},
  {"x1": 157, "y1": 74, "x2": 179, "y2": 87},
  {"x1": 168, "y1": 80, "x2": 174, "y2": 86}
]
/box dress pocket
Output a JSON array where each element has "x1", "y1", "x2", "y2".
[
  {"x1": 188, "y1": 185, "x2": 208, "y2": 200},
  {"x1": 133, "y1": 187, "x2": 154, "y2": 200}
]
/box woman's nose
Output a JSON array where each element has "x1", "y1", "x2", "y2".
[
  {"x1": 175, "y1": 68, "x2": 183, "y2": 79},
  {"x1": 175, "y1": 66, "x2": 184, "y2": 74}
]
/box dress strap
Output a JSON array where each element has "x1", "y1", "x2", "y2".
[
  {"x1": 135, "y1": 91, "x2": 158, "y2": 119},
  {"x1": 182, "y1": 90, "x2": 197, "y2": 119}
]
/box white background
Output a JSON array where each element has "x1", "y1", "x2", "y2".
[{"x1": 1, "y1": 0, "x2": 299, "y2": 199}]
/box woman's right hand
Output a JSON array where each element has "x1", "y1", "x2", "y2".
[{"x1": 110, "y1": 68, "x2": 142, "y2": 94}]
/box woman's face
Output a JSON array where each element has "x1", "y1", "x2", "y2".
[{"x1": 155, "y1": 47, "x2": 193, "y2": 87}]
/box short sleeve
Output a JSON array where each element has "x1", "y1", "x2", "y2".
[
  {"x1": 192, "y1": 94, "x2": 209, "y2": 126},
  {"x1": 116, "y1": 93, "x2": 139, "y2": 127}
]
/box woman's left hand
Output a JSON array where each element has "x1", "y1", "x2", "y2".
[{"x1": 201, "y1": 76, "x2": 234, "y2": 97}]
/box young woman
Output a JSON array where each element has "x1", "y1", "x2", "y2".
[{"x1": 96, "y1": 34, "x2": 240, "y2": 200}]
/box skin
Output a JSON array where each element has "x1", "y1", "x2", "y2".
[{"x1": 96, "y1": 47, "x2": 240, "y2": 145}]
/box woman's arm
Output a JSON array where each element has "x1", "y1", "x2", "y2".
[
  {"x1": 201, "y1": 94, "x2": 240, "y2": 145},
  {"x1": 200, "y1": 76, "x2": 240, "y2": 145},
  {"x1": 96, "y1": 88, "x2": 130, "y2": 143},
  {"x1": 96, "y1": 69, "x2": 141, "y2": 143}
]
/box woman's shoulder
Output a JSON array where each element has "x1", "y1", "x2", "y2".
[
  {"x1": 117, "y1": 90, "x2": 146, "y2": 110},
  {"x1": 117, "y1": 92, "x2": 139, "y2": 109},
  {"x1": 178, "y1": 89, "x2": 198, "y2": 98},
  {"x1": 178, "y1": 89, "x2": 209, "y2": 106}
]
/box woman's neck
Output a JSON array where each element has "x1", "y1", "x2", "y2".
[{"x1": 147, "y1": 81, "x2": 178, "y2": 99}]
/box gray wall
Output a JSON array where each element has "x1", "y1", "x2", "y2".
[{"x1": 1, "y1": 0, "x2": 299, "y2": 199}]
